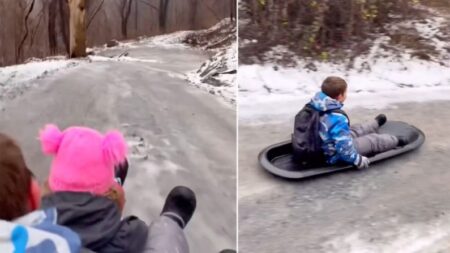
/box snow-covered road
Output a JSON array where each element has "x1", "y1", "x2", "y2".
[
  {"x1": 239, "y1": 100, "x2": 450, "y2": 253},
  {"x1": 0, "y1": 45, "x2": 236, "y2": 252}
]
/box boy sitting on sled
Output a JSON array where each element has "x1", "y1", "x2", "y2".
[{"x1": 293, "y1": 76, "x2": 408, "y2": 169}]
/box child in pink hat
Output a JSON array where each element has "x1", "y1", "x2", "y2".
[
  {"x1": 39, "y1": 124, "x2": 146, "y2": 252},
  {"x1": 39, "y1": 124, "x2": 197, "y2": 253},
  {"x1": 41, "y1": 124, "x2": 127, "y2": 196}
]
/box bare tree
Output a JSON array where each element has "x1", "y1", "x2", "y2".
[
  {"x1": 121, "y1": 0, "x2": 133, "y2": 38},
  {"x1": 140, "y1": 0, "x2": 158, "y2": 11},
  {"x1": 48, "y1": 0, "x2": 58, "y2": 54},
  {"x1": 240, "y1": 0, "x2": 419, "y2": 63},
  {"x1": 18, "y1": 0, "x2": 35, "y2": 60},
  {"x1": 159, "y1": 0, "x2": 170, "y2": 32},
  {"x1": 30, "y1": 4, "x2": 45, "y2": 47},
  {"x1": 69, "y1": 0, "x2": 87, "y2": 57},
  {"x1": 60, "y1": 0, "x2": 70, "y2": 54},
  {"x1": 230, "y1": 0, "x2": 236, "y2": 21},
  {"x1": 190, "y1": 0, "x2": 198, "y2": 29}
]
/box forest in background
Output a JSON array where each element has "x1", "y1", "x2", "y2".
[
  {"x1": 239, "y1": 0, "x2": 450, "y2": 65},
  {"x1": 0, "y1": 0, "x2": 236, "y2": 67}
]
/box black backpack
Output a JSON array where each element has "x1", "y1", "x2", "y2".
[{"x1": 292, "y1": 104, "x2": 348, "y2": 167}]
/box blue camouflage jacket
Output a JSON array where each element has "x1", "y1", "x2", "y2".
[
  {"x1": 309, "y1": 92, "x2": 362, "y2": 166},
  {"x1": 0, "y1": 208, "x2": 81, "y2": 253}
]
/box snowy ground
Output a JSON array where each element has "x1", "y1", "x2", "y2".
[
  {"x1": 239, "y1": 6, "x2": 450, "y2": 124},
  {"x1": 89, "y1": 18, "x2": 237, "y2": 105},
  {"x1": 239, "y1": 100, "x2": 450, "y2": 253}
]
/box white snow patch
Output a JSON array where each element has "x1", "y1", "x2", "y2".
[
  {"x1": 187, "y1": 42, "x2": 237, "y2": 104},
  {"x1": 91, "y1": 18, "x2": 234, "y2": 52},
  {"x1": 391, "y1": 16, "x2": 449, "y2": 60},
  {"x1": 88, "y1": 55, "x2": 159, "y2": 63},
  {"x1": 0, "y1": 58, "x2": 81, "y2": 103},
  {"x1": 239, "y1": 60, "x2": 450, "y2": 124},
  {"x1": 145, "y1": 18, "x2": 234, "y2": 49},
  {"x1": 142, "y1": 31, "x2": 193, "y2": 48},
  {"x1": 0, "y1": 58, "x2": 79, "y2": 86}
]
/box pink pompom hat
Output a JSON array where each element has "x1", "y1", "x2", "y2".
[{"x1": 39, "y1": 124, "x2": 127, "y2": 195}]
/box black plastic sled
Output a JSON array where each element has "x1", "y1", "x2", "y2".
[{"x1": 259, "y1": 121, "x2": 425, "y2": 179}]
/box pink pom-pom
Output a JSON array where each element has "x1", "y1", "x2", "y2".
[
  {"x1": 39, "y1": 124, "x2": 64, "y2": 155},
  {"x1": 102, "y1": 130, "x2": 127, "y2": 166}
]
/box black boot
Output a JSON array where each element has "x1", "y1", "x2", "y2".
[
  {"x1": 397, "y1": 135, "x2": 409, "y2": 146},
  {"x1": 219, "y1": 250, "x2": 237, "y2": 253},
  {"x1": 375, "y1": 114, "x2": 387, "y2": 127},
  {"x1": 161, "y1": 186, "x2": 196, "y2": 229}
]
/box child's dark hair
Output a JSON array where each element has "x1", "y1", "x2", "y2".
[
  {"x1": 321, "y1": 76, "x2": 347, "y2": 99},
  {"x1": 0, "y1": 133, "x2": 32, "y2": 220}
]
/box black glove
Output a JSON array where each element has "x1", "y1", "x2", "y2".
[{"x1": 114, "y1": 159, "x2": 129, "y2": 186}]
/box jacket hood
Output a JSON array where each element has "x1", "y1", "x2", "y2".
[
  {"x1": 0, "y1": 208, "x2": 81, "y2": 253},
  {"x1": 309, "y1": 91, "x2": 343, "y2": 112},
  {"x1": 42, "y1": 192, "x2": 148, "y2": 253}
]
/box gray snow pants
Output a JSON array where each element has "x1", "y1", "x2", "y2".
[
  {"x1": 350, "y1": 120, "x2": 398, "y2": 156},
  {"x1": 143, "y1": 213, "x2": 189, "y2": 253}
]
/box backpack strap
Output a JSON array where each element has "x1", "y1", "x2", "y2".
[{"x1": 305, "y1": 103, "x2": 350, "y2": 124}]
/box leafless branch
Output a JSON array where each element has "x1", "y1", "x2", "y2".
[
  {"x1": 203, "y1": 0, "x2": 221, "y2": 21},
  {"x1": 18, "y1": 0, "x2": 36, "y2": 59},
  {"x1": 30, "y1": 6, "x2": 45, "y2": 46},
  {"x1": 87, "y1": 0, "x2": 105, "y2": 29},
  {"x1": 139, "y1": 0, "x2": 158, "y2": 12}
]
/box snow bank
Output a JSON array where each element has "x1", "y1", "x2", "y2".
[
  {"x1": 183, "y1": 19, "x2": 236, "y2": 104},
  {"x1": 88, "y1": 55, "x2": 159, "y2": 63},
  {"x1": 99, "y1": 19, "x2": 234, "y2": 50},
  {"x1": 239, "y1": 6, "x2": 450, "y2": 124},
  {"x1": 239, "y1": 58, "x2": 450, "y2": 124},
  {"x1": 187, "y1": 42, "x2": 237, "y2": 104},
  {"x1": 0, "y1": 58, "x2": 79, "y2": 85},
  {"x1": 139, "y1": 31, "x2": 193, "y2": 49},
  {"x1": 0, "y1": 58, "x2": 80, "y2": 102}
]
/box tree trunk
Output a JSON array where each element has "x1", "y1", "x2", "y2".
[
  {"x1": 48, "y1": 0, "x2": 58, "y2": 54},
  {"x1": 190, "y1": 0, "x2": 198, "y2": 29},
  {"x1": 159, "y1": 0, "x2": 170, "y2": 33},
  {"x1": 121, "y1": 0, "x2": 133, "y2": 39},
  {"x1": 230, "y1": 0, "x2": 235, "y2": 21},
  {"x1": 68, "y1": 0, "x2": 86, "y2": 58},
  {"x1": 59, "y1": 0, "x2": 70, "y2": 54}
]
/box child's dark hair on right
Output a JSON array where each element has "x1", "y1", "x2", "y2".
[
  {"x1": 0, "y1": 133, "x2": 32, "y2": 220},
  {"x1": 321, "y1": 76, "x2": 348, "y2": 99}
]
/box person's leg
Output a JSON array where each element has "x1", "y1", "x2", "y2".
[
  {"x1": 353, "y1": 133, "x2": 398, "y2": 156},
  {"x1": 144, "y1": 215, "x2": 189, "y2": 253},
  {"x1": 143, "y1": 186, "x2": 196, "y2": 253},
  {"x1": 350, "y1": 114, "x2": 387, "y2": 138},
  {"x1": 350, "y1": 121, "x2": 379, "y2": 138}
]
